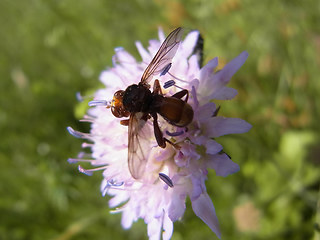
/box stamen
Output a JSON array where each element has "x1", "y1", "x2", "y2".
[
  {"x1": 77, "y1": 151, "x2": 92, "y2": 158},
  {"x1": 160, "y1": 63, "x2": 172, "y2": 76},
  {"x1": 78, "y1": 165, "x2": 107, "y2": 176},
  {"x1": 191, "y1": 86, "x2": 199, "y2": 108},
  {"x1": 67, "y1": 158, "x2": 96, "y2": 164},
  {"x1": 110, "y1": 206, "x2": 127, "y2": 214},
  {"x1": 159, "y1": 173, "x2": 174, "y2": 188},
  {"x1": 102, "y1": 179, "x2": 125, "y2": 196},
  {"x1": 67, "y1": 126, "x2": 91, "y2": 139},
  {"x1": 76, "y1": 92, "x2": 84, "y2": 102},
  {"x1": 88, "y1": 100, "x2": 110, "y2": 107},
  {"x1": 167, "y1": 72, "x2": 188, "y2": 83},
  {"x1": 163, "y1": 80, "x2": 176, "y2": 89},
  {"x1": 82, "y1": 142, "x2": 93, "y2": 148},
  {"x1": 166, "y1": 130, "x2": 184, "y2": 137},
  {"x1": 107, "y1": 179, "x2": 124, "y2": 187},
  {"x1": 76, "y1": 92, "x2": 93, "y2": 102},
  {"x1": 79, "y1": 118, "x2": 94, "y2": 123},
  {"x1": 79, "y1": 115, "x2": 96, "y2": 123}
]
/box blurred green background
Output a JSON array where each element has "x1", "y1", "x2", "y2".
[{"x1": 1, "y1": 0, "x2": 319, "y2": 239}]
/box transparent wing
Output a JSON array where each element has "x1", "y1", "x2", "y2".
[
  {"x1": 127, "y1": 113, "x2": 151, "y2": 179},
  {"x1": 141, "y1": 27, "x2": 183, "y2": 84}
]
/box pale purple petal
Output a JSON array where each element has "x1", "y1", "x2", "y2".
[
  {"x1": 205, "y1": 117, "x2": 252, "y2": 138},
  {"x1": 207, "y1": 153, "x2": 240, "y2": 177},
  {"x1": 200, "y1": 57, "x2": 218, "y2": 82},
  {"x1": 211, "y1": 86, "x2": 238, "y2": 100},
  {"x1": 190, "y1": 175, "x2": 206, "y2": 201},
  {"x1": 69, "y1": 27, "x2": 250, "y2": 240},
  {"x1": 198, "y1": 52, "x2": 248, "y2": 102},
  {"x1": 191, "y1": 193, "x2": 221, "y2": 238},
  {"x1": 196, "y1": 102, "x2": 217, "y2": 122},
  {"x1": 168, "y1": 193, "x2": 186, "y2": 221},
  {"x1": 205, "y1": 139, "x2": 223, "y2": 155},
  {"x1": 213, "y1": 51, "x2": 248, "y2": 86}
]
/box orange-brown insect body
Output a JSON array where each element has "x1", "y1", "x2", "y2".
[
  {"x1": 151, "y1": 94, "x2": 194, "y2": 127},
  {"x1": 112, "y1": 82, "x2": 193, "y2": 128}
]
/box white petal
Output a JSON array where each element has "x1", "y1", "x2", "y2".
[
  {"x1": 205, "y1": 117, "x2": 252, "y2": 138},
  {"x1": 114, "y1": 47, "x2": 136, "y2": 64},
  {"x1": 158, "y1": 28, "x2": 166, "y2": 43},
  {"x1": 109, "y1": 191, "x2": 129, "y2": 208},
  {"x1": 147, "y1": 218, "x2": 161, "y2": 240},
  {"x1": 135, "y1": 41, "x2": 151, "y2": 63},
  {"x1": 162, "y1": 213, "x2": 174, "y2": 240},
  {"x1": 121, "y1": 209, "x2": 134, "y2": 229},
  {"x1": 207, "y1": 153, "x2": 240, "y2": 177},
  {"x1": 191, "y1": 192, "x2": 221, "y2": 238},
  {"x1": 181, "y1": 30, "x2": 200, "y2": 57},
  {"x1": 99, "y1": 70, "x2": 124, "y2": 89}
]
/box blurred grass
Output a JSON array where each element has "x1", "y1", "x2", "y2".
[{"x1": 1, "y1": 0, "x2": 319, "y2": 239}]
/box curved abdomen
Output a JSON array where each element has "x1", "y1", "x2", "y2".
[{"x1": 158, "y1": 97, "x2": 194, "y2": 127}]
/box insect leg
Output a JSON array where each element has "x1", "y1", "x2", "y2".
[
  {"x1": 153, "y1": 79, "x2": 163, "y2": 95},
  {"x1": 171, "y1": 89, "x2": 189, "y2": 102},
  {"x1": 152, "y1": 113, "x2": 181, "y2": 149},
  {"x1": 120, "y1": 119, "x2": 130, "y2": 126},
  {"x1": 152, "y1": 113, "x2": 166, "y2": 148}
]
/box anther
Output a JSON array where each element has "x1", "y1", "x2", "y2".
[
  {"x1": 159, "y1": 173, "x2": 174, "y2": 188},
  {"x1": 163, "y1": 80, "x2": 176, "y2": 89},
  {"x1": 76, "y1": 92, "x2": 83, "y2": 102},
  {"x1": 88, "y1": 100, "x2": 110, "y2": 107},
  {"x1": 67, "y1": 126, "x2": 89, "y2": 139},
  {"x1": 166, "y1": 130, "x2": 184, "y2": 137},
  {"x1": 160, "y1": 63, "x2": 172, "y2": 76},
  {"x1": 107, "y1": 179, "x2": 124, "y2": 187},
  {"x1": 67, "y1": 158, "x2": 95, "y2": 164}
]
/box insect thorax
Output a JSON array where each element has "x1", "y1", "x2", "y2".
[{"x1": 123, "y1": 84, "x2": 152, "y2": 113}]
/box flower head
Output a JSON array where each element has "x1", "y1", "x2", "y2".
[{"x1": 68, "y1": 27, "x2": 251, "y2": 239}]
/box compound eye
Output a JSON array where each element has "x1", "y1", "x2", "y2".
[
  {"x1": 114, "y1": 90, "x2": 124, "y2": 99},
  {"x1": 111, "y1": 106, "x2": 122, "y2": 118},
  {"x1": 111, "y1": 90, "x2": 129, "y2": 118}
]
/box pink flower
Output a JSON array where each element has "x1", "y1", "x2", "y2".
[{"x1": 68, "y1": 28, "x2": 251, "y2": 239}]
